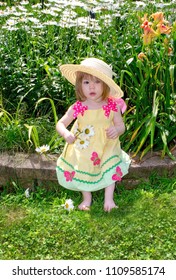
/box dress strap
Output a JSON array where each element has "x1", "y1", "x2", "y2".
[
  {"x1": 102, "y1": 97, "x2": 127, "y2": 117},
  {"x1": 73, "y1": 101, "x2": 88, "y2": 119},
  {"x1": 102, "y1": 98, "x2": 118, "y2": 118}
]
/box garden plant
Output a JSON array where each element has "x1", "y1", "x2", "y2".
[
  {"x1": 0, "y1": 0, "x2": 176, "y2": 261},
  {"x1": 0, "y1": 0, "x2": 175, "y2": 158}
]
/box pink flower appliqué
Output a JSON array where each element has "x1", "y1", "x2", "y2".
[
  {"x1": 102, "y1": 98, "x2": 118, "y2": 118},
  {"x1": 64, "y1": 171, "x2": 75, "y2": 182},
  {"x1": 73, "y1": 101, "x2": 88, "y2": 119},
  {"x1": 90, "y1": 152, "x2": 101, "y2": 166},
  {"x1": 112, "y1": 166, "x2": 123, "y2": 181}
]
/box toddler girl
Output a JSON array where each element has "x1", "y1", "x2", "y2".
[{"x1": 56, "y1": 58, "x2": 131, "y2": 212}]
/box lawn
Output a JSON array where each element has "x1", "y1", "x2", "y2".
[{"x1": 0, "y1": 175, "x2": 176, "y2": 260}]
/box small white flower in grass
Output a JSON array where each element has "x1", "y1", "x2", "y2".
[
  {"x1": 35, "y1": 145, "x2": 50, "y2": 154},
  {"x1": 24, "y1": 188, "x2": 30, "y2": 198},
  {"x1": 62, "y1": 199, "x2": 74, "y2": 212}
]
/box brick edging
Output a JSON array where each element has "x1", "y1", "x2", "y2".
[{"x1": 0, "y1": 151, "x2": 175, "y2": 188}]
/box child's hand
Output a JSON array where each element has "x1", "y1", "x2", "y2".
[
  {"x1": 106, "y1": 126, "x2": 119, "y2": 139},
  {"x1": 63, "y1": 130, "x2": 76, "y2": 144}
]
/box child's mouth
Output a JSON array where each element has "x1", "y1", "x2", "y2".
[{"x1": 90, "y1": 92, "x2": 96, "y2": 96}]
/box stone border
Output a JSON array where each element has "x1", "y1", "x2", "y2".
[{"x1": 0, "y1": 151, "x2": 175, "y2": 188}]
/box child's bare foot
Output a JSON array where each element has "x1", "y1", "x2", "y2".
[
  {"x1": 104, "y1": 199, "x2": 118, "y2": 212},
  {"x1": 78, "y1": 202, "x2": 91, "y2": 211},
  {"x1": 78, "y1": 191, "x2": 92, "y2": 211}
]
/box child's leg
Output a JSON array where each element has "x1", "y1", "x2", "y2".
[
  {"x1": 78, "y1": 191, "x2": 92, "y2": 211},
  {"x1": 104, "y1": 183, "x2": 118, "y2": 212}
]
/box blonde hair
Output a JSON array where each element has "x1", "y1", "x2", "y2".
[{"x1": 75, "y1": 72, "x2": 110, "y2": 101}]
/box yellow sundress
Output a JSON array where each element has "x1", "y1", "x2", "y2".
[{"x1": 56, "y1": 97, "x2": 131, "y2": 191}]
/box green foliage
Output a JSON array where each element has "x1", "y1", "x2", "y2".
[
  {"x1": 0, "y1": 93, "x2": 63, "y2": 153},
  {"x1": 120, "y1": 12, "x2": 176, "y2": 159},
  {"x1": 0, "y1": 175, "x2": 176, "y2": 259},
  {"x1": 0, "y1": 0, "x2": 175, "y2": 157}
]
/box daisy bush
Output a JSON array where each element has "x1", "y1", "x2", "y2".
[{"x1": 0, "y1": 0, "x2": 175, "y2": 158}]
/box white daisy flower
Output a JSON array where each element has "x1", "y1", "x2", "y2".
[
  {"x1": 35, "y1": 144, "x2": 50, "y2": 154},
  {"x1": 6, "y1": 18, "x2": 18, "y2": 26},
  {"x1": 77, "y1": 33, "x2": 91, "y2": 41},
  {"x1": 61, "y1": 199, "x2": 74, "y2": 212},
  {"x1": 75, "y1": 138, "x2": 89, "y2": 149},
  {"x1": 24, "y1": 188, "x2": 30, "y2": 198},
  {"x1": 80, "y1": 125, "x2": 95, "y2": 139}
]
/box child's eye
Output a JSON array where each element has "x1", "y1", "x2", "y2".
[{"x1": 83, "y1": 80, "x2": 89, "y2": 84}]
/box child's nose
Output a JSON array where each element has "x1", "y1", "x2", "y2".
[{"x1": 89, "y1": 81, "x2": 95, "y2": 89}]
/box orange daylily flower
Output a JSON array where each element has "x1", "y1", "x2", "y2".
[
  {"x1": 141, "y1": 21, "x2": 158, "y2": 45},
  {"x1": 140, "y1": 11, "x2": 173, "y2": 45},
  {"x1": 151, "y1": 12, "x2": 167, "y2": 24},
  {"x1": 156, "y1": 23, "x2": 172, "y2": 34},
  {"x1": 141, "y1": 20, "x2": 152, "y2": 29},
  {"x1": 137, "y1": 52, "x2": 147, "y2": 61},
  {"x1": 140, "y1": 14, "x2": 148, "y2": 23},
  {"x1": 168, "y1": 47, "x2": 173, "y2": 55}
]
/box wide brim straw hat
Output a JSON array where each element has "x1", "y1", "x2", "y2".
[{"x1": 59, "y1": 58, "x2": 123, "y2": 98}]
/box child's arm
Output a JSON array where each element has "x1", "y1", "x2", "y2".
[
  {"x1": 106, "y1": 106, "x2": 125, "y2": 139},
  {"x1": 56, "y1": 105, "x2": 76, "y2": 144}
]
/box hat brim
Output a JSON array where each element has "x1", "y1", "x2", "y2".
[{"x1": 60, "y1": 64, "x2": 123, "y2": 98}]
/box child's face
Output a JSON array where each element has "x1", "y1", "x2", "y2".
[{"x1": 81, "y1": 74, "x2": 104, "y2": 102}]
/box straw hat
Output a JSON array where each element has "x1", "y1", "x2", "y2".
[{"x1": 59, "y1": 58, "x2": 123, "y2": 98}]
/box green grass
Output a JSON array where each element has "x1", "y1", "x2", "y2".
[{"x1": 0, "y1": 175, "x2": 176, "y2": 260}]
